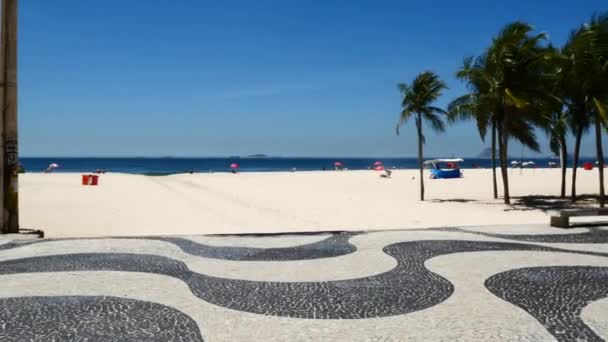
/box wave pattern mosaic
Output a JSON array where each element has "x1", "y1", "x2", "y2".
[{"x1": 0, "y1": 227, "x2": 607, "y2": 341}]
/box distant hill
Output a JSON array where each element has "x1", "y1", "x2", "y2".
[{"x1": 247, "y1": 154, "x2": 269, "y2": 158}]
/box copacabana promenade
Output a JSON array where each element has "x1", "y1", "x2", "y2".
[{"x1": 1, "y1": 225, "x2": 608, "y2": 341}]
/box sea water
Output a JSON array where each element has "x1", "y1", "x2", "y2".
[{"x1": 19, "y1": 157, "x2": 595, "y2": 175}]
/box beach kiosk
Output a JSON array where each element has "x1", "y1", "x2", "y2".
[{"x1": 424, "y1": 158, "x2": 463, "y2": 179}]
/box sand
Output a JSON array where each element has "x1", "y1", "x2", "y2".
[{"x1": 19, "y1": 168, "x2": 603, "y2": 237}]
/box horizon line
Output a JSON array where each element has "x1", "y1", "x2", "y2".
[{"x1": 18, "y1": 155, "x2": 594, "y2": 159}]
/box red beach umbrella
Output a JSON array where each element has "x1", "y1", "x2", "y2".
[
  {"x1": 230, "y1": 163, "x2": 239, "y2": 169},
  {"x1": 374, "y1": 165, "x2": 385, "y2": 171},
  {"x1": 583, "y1": 162, "x2": 593, "y2": 171}
]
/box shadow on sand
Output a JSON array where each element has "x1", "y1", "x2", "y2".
[
  {"x1": 506, "y1": 194, "x2": 599, "y2": 212},
  {"x1": 430, "y1": 198, "x2": 478, "y2": 204},
  {"x1": 432, "y1": 194, "x2": 602, "y2": 213}
]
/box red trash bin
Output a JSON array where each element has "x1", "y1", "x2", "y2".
[
  {"x1": 82, "y1": 175, "x2": 90, "y2": 185},
  {"x1": 90, "y1": 175, "x2": 99, "y2": 185}
]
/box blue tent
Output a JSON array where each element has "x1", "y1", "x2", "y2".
[
  {"x1": 424, "y1": 159, "x2": 463, "y2": 179},
  {"x1": 429, "y1": 168, "x2": 462, "y2": 179}
]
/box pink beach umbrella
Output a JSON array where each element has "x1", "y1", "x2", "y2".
[
  {"x1": 374, "y1": 161, "x2": 383, "y2": 166},
  {"x1": 374, "y1": 165, "x2": 385, "y2": 171},
  {"x1": 230, "y1": 163, "x2": 239, "y2": 169},
  {"x1": 334, "y1": 161, "x2": 343, "y2": 167}
]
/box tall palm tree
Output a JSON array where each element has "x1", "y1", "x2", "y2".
[
  {"x1": 396, "y1": 71, "x2": 448, "y2": 201},
  {"x1": 588, "y1": 13, "x2": 608, "y2": 207},
  {"x1": 562, "y1": 26, "x2": 593, "y2": 201},
  {"x1": 568, "y1": 109, "x2": 590, "y2": 201},
  {"x1": 448, "y1": 55, "x2": 498, "y2": 199},
  {"x1": 543, "y1": 110, "x2": 569, "y2": 197},
  {"x1": 450, "y1": 22, "x2": 549, "y2": 204},
  {"x1": 562, "y1": 12, "x2": 608, "y2": 206},
  {"x1": 540, "y1": 45, "x2": 569, "y2": 198},
  {"x1": 485, "y1": 22, "x2": 552, "y2": 204}
]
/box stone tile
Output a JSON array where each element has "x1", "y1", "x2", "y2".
[{"x1": 0, "y1": 225, "x2": 606, "y2": 341}]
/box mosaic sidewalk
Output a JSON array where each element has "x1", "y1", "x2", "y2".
[{"x1": 1, "y1": 225, "x2": 607, "y2": 341}]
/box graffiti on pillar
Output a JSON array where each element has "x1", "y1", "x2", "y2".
[{"x1": 5, "y1": 139, "x2": 17, "y2": 166}]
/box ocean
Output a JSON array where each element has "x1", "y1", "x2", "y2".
[{"x1": 19, "y1": 157, "x2": 596, "y2": 175}]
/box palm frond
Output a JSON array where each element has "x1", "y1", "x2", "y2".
[
  {"x1": 477, "y1": 115, "x2": 490, "y2": 141},
  {"x1": 504, "y1": 88, "x2": 531, "y2": 109},
  {"x1": 395, "y1": 109, "x2": 414, "y2": 136},
  {"x1": 428, "y1": 106, "x2": 448, "y2": 115},
  {"x1": 507, "y1": 119, "x2": 541, "y2": 152},
  {"x1": 395, "y1": 71, "x2": 447, "y2": 139},
  {"x1": 549, "y1": 133, "x2": 561, "y2": 156},
  {"x1": 593, "y1": 97, "x2": 608, "y2": 124},
  {"x1": 424, "y1": 112, "x2": 446, "y2": 133}
]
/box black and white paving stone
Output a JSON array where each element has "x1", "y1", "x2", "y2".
[
  {"x1": 0, "y1": 296, "x2": 204, "y2": 342},
  {"x1": 0, "y1": 226, "x2": 607, "y2": 341},
  {"x1": 0, "y1": 241, "x2": 606, "y2": 320},
  {"x1": 144, "y1": 231, "x2": 358, "y2": 261},
  {"x1": 486, "y1": 266, "x2": 608, "y2": 342},
  {"x1": 0, "y1": 231, "x2": 358, "y2": 261},
  {"x1": 455, "y1": 226, "x2": 608, "y2": 243}
]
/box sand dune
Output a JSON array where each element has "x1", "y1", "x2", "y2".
[{"x1": 19, "y1": 168, "x2": 603, "y2": 237}]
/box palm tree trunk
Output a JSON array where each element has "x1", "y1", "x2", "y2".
[
  {"x1": 491, "y1": 120, "x2": 498, "y2": 199},
  {"x1": 559, "y1": 135, "x2": 567, "y2": 198},
  {"x1": 571, "y1": 125, "x2": 584, "y2": 200},
  {"x1": 416, "y1": 115, "x2": 424, "y2": 201},
  {"x1": 497, "y1": 122, "x2": 510, "y2": 204},
  {"x1": 595, "y1": 120, "x2": 605, "y2": 207}
]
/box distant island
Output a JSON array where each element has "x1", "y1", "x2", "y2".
[{"x1": 247, "y1": 154, "x2": 269, "y2": 158}]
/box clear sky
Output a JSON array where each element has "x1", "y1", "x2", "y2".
[{"x1": 20, "y1": 0, "x2": 607, "y2": 157}]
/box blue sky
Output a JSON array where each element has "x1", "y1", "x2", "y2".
[{"x1": 20, "y1": 0, "x2": 606, "y2": 157}]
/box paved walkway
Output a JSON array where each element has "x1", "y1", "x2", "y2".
[{"x1": 1, "y1": 225, "x2": 607, "y2": 341}]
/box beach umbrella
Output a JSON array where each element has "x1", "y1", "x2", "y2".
[
  {"x1": 49, "y1": 163, "x2": 59, "y2": 168},
  {"x1": 334, "y1": 161, "x2": 343, "y2": 167},
  {"x1": 230, "y1": 163, "x2": 239, "y2": 169},
  {"x1": 374, "y1": 165, "x2": 385, "y2": 171},
  {"x1": 374, "y1": 161, "x2": 383, "y2": 166}
]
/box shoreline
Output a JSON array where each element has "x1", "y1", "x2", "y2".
[
  {"x1": 20, "y1": 157, "x2": 600, "y2": 175},
  {"x1": 23, "y1": 166, "x2": 578, "y2": 176}
]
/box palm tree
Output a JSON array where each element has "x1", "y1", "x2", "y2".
[
  {"x1": 450, "y1": 22, "x2": 550, "y2": 204},
  {"x1": 543, "y1": 110, "x2": 569, "y2": 197},
  {"x1": 487, "y1": 22, "x2": 553, "y2": 204},
  {"x1": 561, "y1": 26, "x2": 593, "y2": 201},
  {"x1": 539, "y1": 45, "x2": 569, "y2": 198},
  {"x1": 562, "y1": 13, "x2": 608, "y2": 206},
  {"x1": 396, "y1": 71, "x2": 448, "y2": 201},
  {"x1": 448, "y1": 55, "x2": 498, "y2": 199},
  {"x1": 588, "y1": 13, "x2": 608, "y2": 207}
]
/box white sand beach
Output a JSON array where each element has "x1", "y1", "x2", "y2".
[{"x1": 20, "y1": 169, "x2": 603, "y2": 237}]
